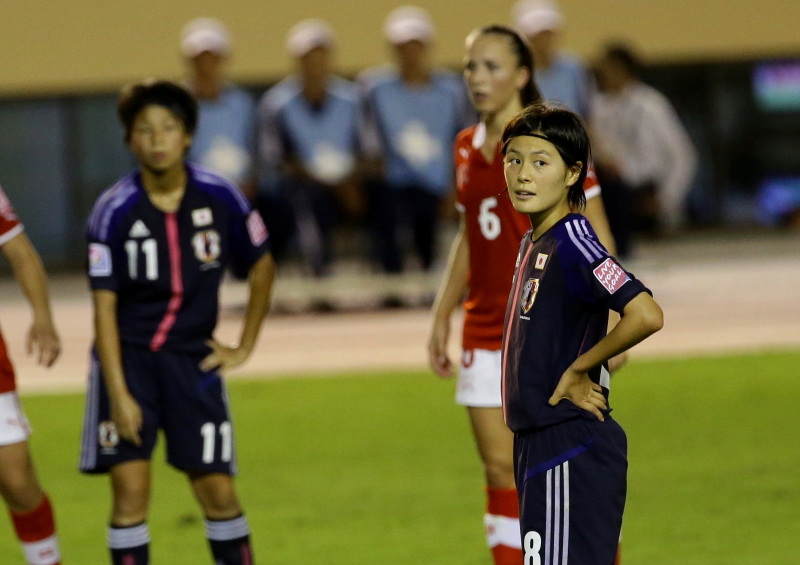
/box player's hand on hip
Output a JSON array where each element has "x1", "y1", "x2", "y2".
[
  {"x1": 26, "y1": 319, "x2": 61, "y2": 368},
  {"x1": 201, "y1": 340, "x2": 249, "y2": 375},
  {"x1": 110, "y1": 392, "x2": 143, "y2": 446},
  {"x1": 548, "y1": 367, "x2": 607, "y2": 421},
  {"x1": 428, "y1": 318, "x2": 454, "y2": 378}
]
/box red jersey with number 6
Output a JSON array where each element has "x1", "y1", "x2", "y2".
[
  {"x1": 0, "y1": 184, "x2": 24, "y2": 393},
  {"x1": 454, "y1": 124, "x2": 600, "y2": 351}
]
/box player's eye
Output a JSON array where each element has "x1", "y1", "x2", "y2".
[
  {"x1": 486, "y1": 61, "x2": 498, "y2": 71},
  {"x1": 535, "y1": 160, "x2": 546, "y2": 167},
  {"x1": 464, "y1": 60, "x2": 476, "y2": 72},
  {"x1": 506, "y1": 157, "x2": 521, "y2": 165}
]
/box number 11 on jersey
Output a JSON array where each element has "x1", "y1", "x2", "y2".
[{"x1": 125, "y1": 238, "x2": 158, "y2": 280}]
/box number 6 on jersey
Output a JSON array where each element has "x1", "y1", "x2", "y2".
[{"x1": 479, "y1": 197, "x2": 501, "y2": 240}]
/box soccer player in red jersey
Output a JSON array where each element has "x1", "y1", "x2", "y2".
[
  {"x1": 0, "y1": 185, "x2": 62, "y2": 565},
  {"x1": 428, "y1": 25, "x2": 615, "y2": 565}
]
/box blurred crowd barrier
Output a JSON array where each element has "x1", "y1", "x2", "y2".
[{"x1": 0, "y1": 2, "x2": 799, "y2": 273}]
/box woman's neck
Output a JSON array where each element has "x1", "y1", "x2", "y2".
[
  {"x1": 141, "y1": 163, "x2": 186, "y2": 212},
  {"x1": 483, "y1": 96, "x2": 525, "y2": 137},
  {"x1": 529, "y1": 201, "x2": 572, "y2": 240},
  {"x1": 478, "y1": 97, "x2": 525, "y2": 161}
]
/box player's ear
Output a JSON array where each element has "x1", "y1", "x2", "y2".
[
  {"x1": 514, "y1": 65, "x2": 531, "y2": 93},
  {"x1": 565, "y1": 161, "x2": 582, "y2": 188}
]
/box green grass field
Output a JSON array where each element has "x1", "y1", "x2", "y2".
[{"x1": 2, "y1": 350, "x2": 799, "y2": 564}]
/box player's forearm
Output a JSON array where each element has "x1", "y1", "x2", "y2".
[
  {"x1": 92, "y1": 290, "x2": 128, "y2": 398},
  {"x1": 571, "y1": 293, "x2": 664, "y2": 374},
  {"x1": 2, "y1": 234, "x2": 55, "y2": 323},
  {"x1": 431, "y1": 222, "x2": 469, "y2": 322},
  {"x1": 238, "y1": 254, "x2": 275, "y2": 356}
]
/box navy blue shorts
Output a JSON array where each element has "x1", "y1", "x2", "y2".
[
  {"x1": 79, "y1": 346, "x2": 236, "y2": 475},
  {"x1": 514, "y1": 417, "x2": 627, "y2": 565}
]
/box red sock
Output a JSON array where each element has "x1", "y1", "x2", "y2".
[
  {"x1": 10, "y1": 494, "x2": 61, "y2": 565},
  {"x1": 485, "y1": 487, "x2": 522, "y2": 565}
]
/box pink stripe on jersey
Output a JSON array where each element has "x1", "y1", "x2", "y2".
[
  {"x1": 150, "y1": 213, "x2": 183, "y2": 352},
  {"x1": 501, "y1": 240, "x2": 535, "y2": 423}
]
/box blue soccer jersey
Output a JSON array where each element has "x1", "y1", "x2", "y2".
[
  {"x1": 501, "y1": 214, "x2": 650, "y2": 433},
  {"x1": 86, "y1": 163, "x2": 270, "y2": 354}
]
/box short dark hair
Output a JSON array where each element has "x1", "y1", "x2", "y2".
[
  {"x1": 604, "y1": 42, "x2": 641, "y2": 77},
  {"x1": 118, "y1": 80, "x2": 198, "y2": 142},
  {"x1": 501, "y1": 103, "x2": 591, "y2": 210},
  {"x1": 472, "y1": 25, "x2": 542, "y2": 107}
]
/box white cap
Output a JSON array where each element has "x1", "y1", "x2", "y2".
[
  {"x1": 181, "y1": 18, "x2": 231, "y2": 57},
  {"x1": 384, "y1": 6, "x2": 435, "y2": 45},
  {"x1": 512, "y1": 0, "x2": 564, "y2": 37},
  {"x1": 286, "y1": 19, "x2": 334, "y2": 58}
]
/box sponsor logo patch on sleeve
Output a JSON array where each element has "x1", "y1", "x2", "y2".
[
  {"x1": 88, "y1": 243, "x2": 112, "y2": 277},
  {"x1": 246, "y1": 211, "x2": 268, "y2": 246},
  {"x1": 593, "y1": 258, "x2": 630, "y2": 294}
]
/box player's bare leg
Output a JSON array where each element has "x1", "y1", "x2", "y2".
[
  {"x1": 467, "y1": 407, "x2": 521, "y2": 564},
  {"x1": 0, "y1": 441, "x2": 43, "y2": 512},
  {"x1": 108, "y1": 460, "x2": 151, "y2": 565},
  {"x1": 0, "y1": 441, "x2": 61, "y2": 565},
  {"x1": 190, "y1": 472, "x2": 253, "y2": 565}
]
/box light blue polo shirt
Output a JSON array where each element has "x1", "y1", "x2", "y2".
[
  {"x1": 189, "y1": 84, "x2": 256, "y2": 185},
  {"x1": 359, "y1": 67, "x2": 474, "y2": 195},
  {"x1": 258, "y1": 75, "x2": 361, "y2": 186},
  {"x1": 535, "y1": 53, "x2": 594, "y2": 118}
]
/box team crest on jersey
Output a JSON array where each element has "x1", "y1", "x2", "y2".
[
  {"x1": 192, "y1": 230, "x2": 221, "y2": 264},
  {"x1": 98, "y1": 421, "x2": 119, "y2": 453},
  {"x1": 192, "y1": 208, "x2": 213, "y2": 227},
  {"x1": 521, "y1": 278, "x2": 540, "y2": 314},
  {"x1": 535, "y1": 253, "x2": 548, "y2": 270},
  {"x1": 593, "y1": 258, "x2": 630, "y2": 294}
]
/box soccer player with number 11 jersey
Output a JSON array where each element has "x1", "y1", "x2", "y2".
[
  {"x1": 429, "y1": 26, "x2": 615, "y2": 565},
  {"x1": 80, "y1": 81, "x2": 275, "y2": 565}
]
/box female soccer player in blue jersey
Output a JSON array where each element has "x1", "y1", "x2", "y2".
[
  {"x1": 80, "y1": 81, "x2": 275, "y2": 565},
  {"x1": 500, "y1": 103, "x2": 663, "y2": 564}
]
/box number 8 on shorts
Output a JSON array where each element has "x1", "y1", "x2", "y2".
[{"x1": 524, "y1": 531, "x2": 542, "y2": 565}]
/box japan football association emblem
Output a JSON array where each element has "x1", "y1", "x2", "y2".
[
  {"x1": 521, "y1": 278, "x2": 540, "y2": 314},
  {"x1": 98, "y1": 421, "x2": 119, "y2": 453},
  {"x1": 192, "y1": 230, "x2": 221, "y2": 264}
]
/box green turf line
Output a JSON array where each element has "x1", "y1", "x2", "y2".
[{"x1": 1, "y1": 351, "x2": 798, "y2": 564}]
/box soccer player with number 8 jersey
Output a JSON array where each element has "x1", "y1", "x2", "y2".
[
  {"x1": 428, "y1": 26, "x2": 615, "y2": 565},
  {"x1": 500, "y1": 103, "x2": 663, "y2": 565},
  {"x1": 80, "y1": 81, "x2": 275, "y2": 565}
]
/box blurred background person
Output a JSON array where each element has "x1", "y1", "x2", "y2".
[
  {"x1": 258, "y1": 19, "x2": 363, "y2": 278},
  {"x1": 591, "y1": 42, "x2": 697, "y2": 254},
  {"x1": 181, "y1": 18, "x2": 256, "y2": 197},
  {"x1": 359, "y1": 6, "x2": 474, "y2": 278},
  {"x1": 512, "y1": 0, "x2": 593, "y2": 117}
]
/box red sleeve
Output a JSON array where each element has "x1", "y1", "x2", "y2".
[{"x1": 0, "y1": 185, "x2": 23, "y2": 246}]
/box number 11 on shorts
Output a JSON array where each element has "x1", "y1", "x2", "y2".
[
  {"x1": 201, "y1": 421, "x2": 232, "y2": 463},
  {"x1": 524, "y1": 531, "x2": 542, "y2": 565}
]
